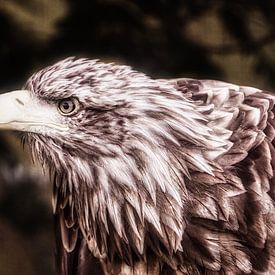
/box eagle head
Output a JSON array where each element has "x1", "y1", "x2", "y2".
[{"x1": 0, "y1": 57, "x2": 223, "y2": 192}]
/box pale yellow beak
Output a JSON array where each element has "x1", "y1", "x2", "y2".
[{"x1": 0, "y1": 90, "x2": 68, "y2": 133}]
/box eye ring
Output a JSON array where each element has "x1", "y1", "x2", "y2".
[{"x1": 58, "y1": 98, "x2": 80, "y2": 116}]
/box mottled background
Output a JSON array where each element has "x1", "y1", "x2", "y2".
[{"x1": 0, "y1": 1, "x2": 274, "y2": 274}]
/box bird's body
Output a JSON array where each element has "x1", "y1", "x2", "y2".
[{"x1": 0, "y1": 58, "x2": 274, "y2": 274}]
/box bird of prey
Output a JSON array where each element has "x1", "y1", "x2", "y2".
[{"x1": 0, "y1": 57, "x2": 274, "y2": 275}]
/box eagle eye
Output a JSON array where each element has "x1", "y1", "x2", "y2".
[{"x1": 58, "y1": 98, "x2": 79, "y2": 116}]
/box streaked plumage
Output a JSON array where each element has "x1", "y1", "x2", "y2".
[{"x1": 2, "y1": 58, "x2": 275, "y2": 274}]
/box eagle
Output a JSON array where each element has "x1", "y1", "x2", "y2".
[{"x1": 0, "y1": 57, "x2": 274, "y2": 275}]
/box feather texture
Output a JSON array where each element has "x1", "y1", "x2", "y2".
[{"x1": 20, "y1": 58, "x2": 275, "y2": 274}]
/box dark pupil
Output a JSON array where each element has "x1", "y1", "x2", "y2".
[{"x1": 62, "y1": 102, "x2": 70, "y2": 110}]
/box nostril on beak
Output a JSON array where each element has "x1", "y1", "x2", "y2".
[{"x1": 15, "y1": 98, "x2": 24, "y2": 106}]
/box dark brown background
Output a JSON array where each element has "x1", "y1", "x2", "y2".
[{"x1": 0, "y1": 1, "x2": 274, "y2": 274}]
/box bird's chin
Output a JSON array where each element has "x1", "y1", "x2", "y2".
[{"x1": 0, "y1": 121, "x2": 69, "y2": 133}]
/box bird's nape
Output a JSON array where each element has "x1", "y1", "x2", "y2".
[{"x1": 0, "y1": 57, "x2": 274, "y2": 274}]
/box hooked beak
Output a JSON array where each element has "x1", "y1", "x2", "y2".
[{"x1": 0, "y1": 90, "x2": 68, "y2": 133}]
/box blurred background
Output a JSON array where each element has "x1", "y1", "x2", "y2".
[{"x1": 0, "y1": 0, "x2": 274, "y2": 274}]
